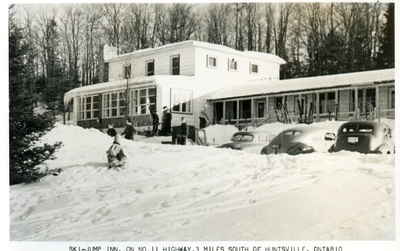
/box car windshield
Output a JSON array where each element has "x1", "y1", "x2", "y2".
[
  {"x1": 341, "y1": 124, "x2": 374, "y2": 134},
  {"x1": 232, "y1": 133, "x2": 254, "y2": 142}
]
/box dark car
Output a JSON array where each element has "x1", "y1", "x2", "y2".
[
  {"x1": 329, "y1": 121, "x2": 394, "y2": 154},
  {"x1": 218, "y1": 131, "x2": 270, "y2": 153},
  {"x1": 260, "y1": 126, "x2": 332, "y2": 155}
]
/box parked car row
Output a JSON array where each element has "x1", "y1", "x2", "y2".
[{"x1": 217, "y1": 121, "x2": 395, "y2": 155}]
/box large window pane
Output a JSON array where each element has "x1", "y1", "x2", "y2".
[
  {"x1": 239, "y1": 99, "x2": 251, "y2": 119},
  {"x1": 149, "y1": 88, "x2": 156, "y2": 96},
  {"x1": 225, "y1": 101, "x2": 237, "y2": 121}
]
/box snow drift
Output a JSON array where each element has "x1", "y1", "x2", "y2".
[{"x1": 10, "y1": 122, "x2": 394, "y2": 241}]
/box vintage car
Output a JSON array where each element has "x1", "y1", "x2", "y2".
[
  {"x1": 260, "y1": 126, "x2": 333, "y2": 155},
  {"x1": 217, "y1": 131, "x2": 271, "y2": 153},
  {"x1": 328, "y1": 121, "x2": 394, "y2": 154}
]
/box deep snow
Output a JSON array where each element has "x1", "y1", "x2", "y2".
[{"x1": 10, "y1": 121, "x2": 395, "y2": 241}]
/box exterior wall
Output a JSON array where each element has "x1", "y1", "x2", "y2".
[
  {"x1": 337, "y1": 89, "x2": 354, "y2": 120},
  {"x1": 379, "y1": 86, "x2": 390, "y2": 109},
  {"x1": 108, "y1": 46, "x2": 195, "y2": 81},
  {"x1": 194, "y1": 47, "x2": 280, "y2": 85},
  {"x1": 378, "y1": 85, "x2": 395, "y2": 119},
  {"x1": 267, "y1": 96, "x2": 277, "y2": 122},
  {"x1": 70, "y1": 80, "x2": 160, "y2": 131},
  {"x1": 210, "y1": 83, "x2": 395, "y2": 126}
]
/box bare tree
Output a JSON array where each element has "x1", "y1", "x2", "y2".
[
  {"x1": 205, "y1": 4, "x2": 232, "y2": 46},
  {"x1": 59, "y1": 5, "x2": 82, "y2": 86},
  {"x1": 102, "y1": 3, "x2": 124, "y2": 54},
  {"x1": 272, "y1": 3, "x2": 293, "y2": 60}
]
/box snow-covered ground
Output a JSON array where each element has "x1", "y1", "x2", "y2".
[{"x1": 10, "y1": 121, "x2": 395, "y2": 241}]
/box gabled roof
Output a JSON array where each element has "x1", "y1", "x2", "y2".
[
  {"x1": 208, "y1": 68, "x2": 395, "y2": 100},
  {"x1": 106, "y1": 40, "x2": 286, "y2": 65}
]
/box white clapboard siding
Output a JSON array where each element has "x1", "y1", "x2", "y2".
[
  {"x1": 108, "y1": 46, "x2": 195, "y2": 81},
  {"x1": 194, "y1": 47, "x2": 280, "y2": 87}
]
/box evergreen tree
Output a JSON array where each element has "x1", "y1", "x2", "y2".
[
  {"x1": 9, "y1": 8, "x2": 61, "y2": 185},
  {"x1": 377, "y1": 3, "x2": 394, "y2": 69},
  {"x1": 320, "y1": 30, "x2": 346, "y2": 75}
]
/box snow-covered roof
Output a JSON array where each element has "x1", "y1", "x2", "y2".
[
  {"x1": 64, "y1": 75, "x2": 195, "y2": 104},
  {"x1": 208, "y1": 68, "x2": 395, "y2": 100},
  {"x1": 106, "y1": 40, "x2": 286, "y2": 65}
]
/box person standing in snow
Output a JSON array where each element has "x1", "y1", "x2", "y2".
[
  {"x1": 122, "y1": 119, "x2": 136, "y2": 140},
  {"x1": 178, "y1": 117, "x2": 187, "y2": 145},
  {"x1": 106, "y1": 124, "x2": 117, "y2": 137},
  {"x1": 161, "y1": 106, "x2": 171, "y2": 136},
  {"x1": 150, "y1": 109, "x2": 159, "y2": 136},
  {"x1": 106, "y1": 134, "x2": 127, "y2": 169}
]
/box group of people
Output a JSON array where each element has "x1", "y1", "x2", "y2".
[
  {"x1": 105, "y1": 106, "x2": 192, "y2": 169},
  {"x1": 151, "y1": 106, "x2": 172, "y2": 136}
]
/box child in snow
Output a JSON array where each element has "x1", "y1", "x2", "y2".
[
  {"x1": 106, "y1": 135, "x2": 127, "y2": 169},
  {"x1": 122, "y1": 119, "x2": 136, "y2": 140},
  {"x1": 106, "y1": 124, "x2": 117, "y2": 137}
]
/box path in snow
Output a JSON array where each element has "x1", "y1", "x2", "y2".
[{"x1": 10, "y1": 123, "x2": 394, "y2": 240}]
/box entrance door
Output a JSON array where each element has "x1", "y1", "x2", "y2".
[{"x1": 256, "y1": 101, "x2": 265, "y2": 118}]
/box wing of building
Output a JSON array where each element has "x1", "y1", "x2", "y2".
[{"x1": 64, "y1": 40, "x2": 394, "y2": 134}]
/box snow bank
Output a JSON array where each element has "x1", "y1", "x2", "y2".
[
  {"x1": 203, "y1": 124, "x2": 238, "y2": 145},
  {"x1": 10, "y1": 123, "x2": 394, "y2": 241}
]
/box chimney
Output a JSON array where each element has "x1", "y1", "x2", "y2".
[{"x1": 104, "y1": 44, "x2": 118, "y2": 61}]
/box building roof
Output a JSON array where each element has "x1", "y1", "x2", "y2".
[
  {"x1": 208, "y1": 68, "x2": 395, "y2": 101},
  {"x1": 105, "y1": 40, "x2": 286, "y2": 65},
  {"x1": 64, "y1": 75, "x2": 196, "y2": 104}
]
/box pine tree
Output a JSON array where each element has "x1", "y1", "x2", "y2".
[
  {"x1": 9, "y1": 8, "x2": 62, "y2": 185},
  {"x1": 377, "y1": 3, "x2": 394, "y2": 69}
]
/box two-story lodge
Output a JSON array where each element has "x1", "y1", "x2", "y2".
[{"x1": 64, "y1": 40, "x2": 395, "y2": 133}]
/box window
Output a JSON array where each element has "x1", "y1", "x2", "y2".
[
  {"x1": 207, "y1": 55, "x2": 217, "y2": 68},
  {"x1": 171, "y1": 88, "x2": 193, "y2": 113},
  {"x1": 130, "y1": 87, "x2": 157, "y2": 115},
  {"x1": 102, "y1": 91, "x2": 127, "y2": 118},
  {"x1": 256, "y1": 101, "x2": 265, "y2": 118},
  {"x1": 79, "y1": 95, "x2": 100, "y2": 120},
  {"x1": 390, "y1": 87, "x2": 395, "y2": 109},
  {"x1": 171, "y1": 55, "x2": 180, "y2": 75},
  {"x1": 319, "y1": 92, "x2": 336, "y2": 113},
  {"x1": 225, "y1": 100, "x2": 237, "y2": 121},
  {"x1": 250, "y1": 63, "x2": 258, "y2": 73},
  {"x1": 232, "y1": 133, "x2": 254, "y2": 142},
  {"x1": 239, "y1": 99, "x2": 251, "y2": 119},
  {"x1": 124, "y1": 64, "x2": 131, "y2": 79},
  {"x1": 146, "y1": 60, "x2": 155, "y2": 76},
  {"x1": 275, "y1": 96, "x2": 283, "y2": 109},
  {"x1": 349, "y1": 90, "x2": 356, "y2": 112},
  {"x1": 228, "y1": 58, "x2": 238, "y2": 71}
]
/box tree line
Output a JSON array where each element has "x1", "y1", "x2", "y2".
[{"x1": 12, "y1": 2, "x2": 394, "y2": 113}]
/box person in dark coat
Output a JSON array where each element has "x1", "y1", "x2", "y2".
[
  {"x1": 106, "y1": 124, "x2": 117, "y2": 137},
  {"x1": 122, "y1": 120, "x2": 136, "y2": 140},
  {"x1": 150, "y1": 109, "x2": 159, "y2": 136},
  {"x1": 178, "y1": 117, "x2": 187, "y2": 145},
  {"x1": 161, "y1": 106, "x2": 172, "y2": 136}
]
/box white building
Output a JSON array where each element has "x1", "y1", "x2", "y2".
[
  {"x1": 64, "y1": 40, "x2": 286, "y2": 131},
  {"x1": 64, "y1": 40, "x2": 394, "y2": 138}
]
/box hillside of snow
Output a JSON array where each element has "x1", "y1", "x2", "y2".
[{"x1": 10, "y1": 122, "x2": 395, "y2": 241}]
